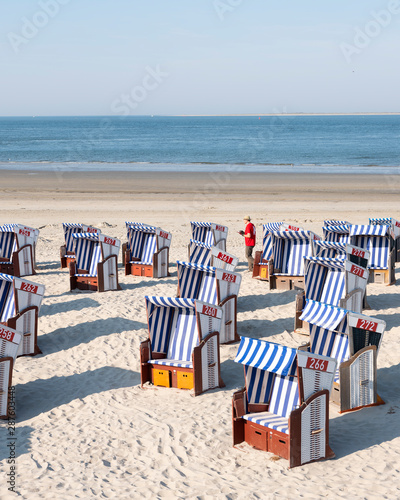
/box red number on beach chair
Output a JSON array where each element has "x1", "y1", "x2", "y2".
[
  {"x1": 350, "y1": 264, "x2": 365, "y2": 277},
  {"x1": 217, "y1": 252, "x2": 233, "y2": 264},
  {"x1": 159, "y1": 230, "x2": 169, "y2": 239},
  {"x1": 0, "y1": 327, "x2": 15, "y2": 342},
  {"x1": 306, "y1": 357, "x2": 328, "y2": 372},
  {"x1": 19, "y1": 229, "x2": 31, "y2": 237},
  {"x1": 356, "y1": 318, "x2": 378, "y2": 332},
  {"x1": 351, "y1": 248, "x2": 365, "y2": 258},
  {"x1": 21, "y1": 282, "x2": 39, "y2": 294},
  {"x1": 222, "y1": 272, "x2": 236, "y2": 283},
  {"x1": 215, "y1": 225, "x2": 225, "y2": 232},
  {"x1": 202, "y1": 305, "x2": 218, "y2": 317},
  {"x1": 104, "y1": 237, "x2": 116, "y2": 246}
]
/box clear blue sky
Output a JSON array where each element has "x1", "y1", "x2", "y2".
[{"x1": 1, "y1": 0, "x2": 399, "y2": 115}]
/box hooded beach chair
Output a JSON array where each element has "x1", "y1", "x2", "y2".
[
  {"x1": 0, "y1": 224, "x2": 39, "y2": 277},
  {"x1": 0, "y1": 274, "x2": 45, "y2": 357},
  {"x1": 0, "y1": 324, "x2": 21, "y2": 419},
  {"x1": 252, "y1": 223, "x2": 303, "y2": 280},
  {"x1": 70, "y1": 233, "x2": 121, "y2": 292},
  {"x1": 140, "y1": 297, "x2": 224, "y2": 396},
  {"x1": 176, "y1": 261, "x2": 241, "y2": 344},
  {"x1": 294, "y1": 245, "x2": 370, "y2": 331},
  {"x1": 123, "y1": 223, "x2": 171, "y2": 278},
  {"x1": 60, "y1": 223, "x2": 101, "y2": 268},
  {"x1": 189, "y1": 222, "x2": 228, "y2": 251},
  {"x1": 188, "y1": 240, "x2": 238, "y2": 271},
  {"x1": 349, "y1": 224, "x2": 395, "y2": 284},
  {"x1": 263, "y1": 230, "x2": 320, "y2": 290},
  {"x1": 369, "y1": 217, "x2": 400, "y2": 263},
  {"x1": 300, "y1": 299, "x2": 386, "y2": 413},
  {"x1": 232, "y1": 337, "x2": 337, "y2": 468}
]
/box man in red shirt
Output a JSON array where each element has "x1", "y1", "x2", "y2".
[{"x1": 239, "y1": 215, "x2": 256, "y2": 271}]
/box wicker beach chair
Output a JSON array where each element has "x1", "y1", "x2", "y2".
[
  {"x1": 300, "y1": 299, "x2": 386, "y2": 413},
  {"x1": 60, "y1": 223, "x2": 101, "y2": 268},
  {"x1": 188, "y1": 240, "x2": 238, "y2": 271},
  {"x1": 369, "y1": 217, "x2": 400, "y2": 263},
  {"x1": 140, "y1": 297, "x2": 224, "y2": 396},
  {"x1": 294, "y1": 244, "x2": 369, "y2": 331},
  {"x1": 123, "y1": 223, "x2": 171, "y2": 278},
  {"x1": 70, "y1": 233, "x2": 121, "y2": 292},
  {"x1": 256, "y1": 230, "x2": 320, "y2": 290},
  {"x1": 253, "y1": 222, "x2": 304, "y2": 280},
  {"x1": 232, "y1": 337, "x2": 337, "y2": 468},
  {"x1": 0, "y1": 224, "x2": 39, "y2": 277},
  {"x1": 349, "y1": 224, "x2": 395, "y2": 284},
  {"x1": 0, "y1": 273, "x2": 44, "y2": 357},
  {"x1": 190, "y1": 222, "x2": 228, "y2": 251},
  {"x1": 176, "y1": 261, "x2": 241, "y2": 344},
  {"x1": 0, "y1": 324, "x2": 21, "y2": 419}
]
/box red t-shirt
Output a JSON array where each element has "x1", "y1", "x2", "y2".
[{"x1": 245, "y1": 222, "x2": 256, "y2": 246}]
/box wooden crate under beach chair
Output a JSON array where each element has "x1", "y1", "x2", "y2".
[
  {"x1": 60, "y1": 223, "x2": 101, "y2": 268},
  {"x1": 70, "y1": 233, "x2": 121, "y2": 292},
  {"x1": 124, "y1": 223, "x2": 171, "y2": 278},
  {"x1": 294, "y1": 244, "x2": 369, "y2": 332},
  {"x1": 232, "y1": 337, "x2": 337, "y2": 468},
  {"x1": 176, "y1": 261, "x2": 241, "y2": 344},
  {"x1": 299, "y1": 299, "x2": 386, "y2": 413},
  {"x1": 189, "y1": 222, "x2": 228, "y2": 252},
  {"x1": 0, "y1": 224, "x2": 39, "y2": 277},
  {"x1": 0, "y1": 324, "x2": 21, "y2": 419},
  {"x1": 0, "y1": 273, "x2": 45, "y2": 357},
  {"x1": 140, "y1": 297, "x2": 224, "y2": 396}
]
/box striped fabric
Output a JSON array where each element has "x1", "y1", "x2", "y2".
[
  {"x1": 314, "y1": 240, "x2": 346, "y2": 258},
  {"x1": 189, "y1": 240, "x2": 212, "y2": 265},
  {"x1": 127, "y1": 225, "x2": 157, "y2": 264},
  {"x1": 197, "y1": 274, "x2": 218, "y2": 305},
  {"x1": 310, "y1": 324, "x2": 349, "y2": 383},
  {"x1": 245, "y1": 365, "x2": 275, "y2": 404},
  {"x1": 369, "y1": 217, "x2": 391, "y2": 226},
  {"x1": 146, "y1": 296, "x2": 196, "y2": 308},
  {"x1": 89, "y1": 245, "x2": 102, "y2": 276},
  {"x1": 167, "y1": 310, "x2": 199, "y2": 361},
  {"x1": 319, "y1": 270, "x2": 346, "y2": 306},
  {"x1": 0, "y1": 275, "x2": 14, "y2": 322},
  {"x1": 0, "y1": 228, "x2": 16, "y2": 260},
  {"x1": 262, "y1": 223, "x2": 283, "y2": 261},
  {"x1": 62, "y1": 223, "x2": 83, "y2": 252},
  {"x1": 244, "y1": 412, "x2": 290, "y2": 434},
  {"x1": 304, "y1": 257, "x2": 345, "y2": 306},
  {"x1": 74, "y1": 237, "x2": 95, "y2": 272},
  {"x1": 324, "y1": 220, "x2": 350, "y2": 226},
  {"x1": 322, "y1": 225, "x2": 350, "y2": 243},
  {"x1": 177, "y1": 261, "x2": 215, "y2": 298},
  {"x1": 235, "y1": 337, "x2": 297, "y2": 376},
  {"x1": 191, "y1": 222, "x2": 213, "y2": 246},
  {"x1": 271, "y1": 230, "x2": 313, "y2": 276},
  {"x1": 151, "y1": 359, "x2": 193, "y2": 369},
  {"x1": 269, "y1": 375, "x2": 299, "y2": 418},
  {"x1": 350, "y1": 225, "x2": 390, "y2": 269},
  {"x1": 299, "y1": 299, "x2": 348, "y2": 332}
]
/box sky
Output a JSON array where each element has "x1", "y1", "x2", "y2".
[{"x1": 1, "y1": 0, "x2": 400, "y2": 116}]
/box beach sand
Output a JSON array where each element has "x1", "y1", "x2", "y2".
[{"x1": 0, "y1": 170, "x2": 400, "y2": 499}]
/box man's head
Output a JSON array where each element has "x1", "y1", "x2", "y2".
[{"x1": 243, "y1": 216, "x2": 251, "y2": 224}]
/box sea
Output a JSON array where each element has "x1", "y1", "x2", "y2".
[{"x1": 0, "y1": 115, "x2": 400, "y2": 174}]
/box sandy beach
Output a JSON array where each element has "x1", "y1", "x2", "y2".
[{"x1": 1, "y1": 170, "x2": 400, "y2": 500}]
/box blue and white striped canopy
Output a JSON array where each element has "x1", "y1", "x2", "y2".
[
  {"x1": 72, "y1": 232, "x2": 100, "y2": 242},
  {"x1": 0, "y1": 224, "x2": 17, "y2": 232},
  {"x1": 304, "y1": 257, "x2": 345, "y2": 270},
  {"x1": 176, "y1": 260, "x2": 215, "y2": 273},
  {"x1": 349, "y1": 225, "x2": 390, "y2": 237},
  {"x1": 300, "y1": 299, "x2": 348, "y2": 332},
  {"x1": 235, "y1": 337, "x2": 297, "y2": 376},
  {"x1": 190, "y1": 222, "x2": 212, "y2": 228},
  {"x1": 315, "y1": 241, "x2": 346, "y2": 251},
  {"x1": 189, "y1": 239, "x2": 211, "y2": 250},
  {"x1": 62, "y1": 223, "x2": 83, "y2": 229},
  {"x1": 369, "y1": 217, "x2": 391, "y2": 226},
  {"x1": 271, "y1": 230, "x2": 312, "y2": 240},
  {"x1": 263, "y1": 222, "x2": 283, "y2": 232},
  {"x1": 145, "y1": 296, "x2": 196, "y2": 309},
  {"x1": 324, "y1": 220, "x2": 350, "y2": 226},
  {"x1": 0, "y1": 273, "x2": 14, "y2": 282},
  {"x1": 126, "y1": 223, "x2": 156, "y2": 233},
  {"x1": 323, "y1": 225, "x2": 350, "y2": 234}
]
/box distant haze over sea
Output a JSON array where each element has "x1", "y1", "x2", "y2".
[{"x1": 1, "y1": 115, "x2": 400, "y2": 174}]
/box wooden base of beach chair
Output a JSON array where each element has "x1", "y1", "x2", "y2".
[
  {"x1": 70, "y1": 276, "x2": 99, "y2": 292},
  {"x1": 252, "y1": 252, "x2": 272, "y2": 281},
  {"x1": 0, "y1": 260, "x2": 14, "y2": 276},
  {"x1": 127, "y1": 262, "x2": 154, "y2": 278},
  {"x1": 232, "y1": 389, "x2": 334, "y2": 468},
  {"x1": 60, "y1": 246, "x2": 75, "y2": 269},
  {"x1": 151, "y1": 366, "x2": 194, "y2": 390},
  {"x1": 270, "y1": 275, "x2": 305, "y2": 291},
  {"x1": 368, "y1": 268, "x2": 395, "y2": 285},
  {"x1": 125, "y1": 250, "x2": 170, "y2": 278}
]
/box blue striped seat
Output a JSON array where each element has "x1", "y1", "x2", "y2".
[
  {"x1": 127, "y1": 225, "x2": 157, "y2": 265},
  {"x1": 244, "y1": 412, "x2": 290, "y2": 434},
  {"x1": 73, "y1": 235, "x2": 102, "y2": 277},
  {"x1": 0, "y1": 275, "x2": 15, "y2": 322}
]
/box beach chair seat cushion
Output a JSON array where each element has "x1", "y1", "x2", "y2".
[
  {"x1": 74, "y1": 273, "x2": 97, "y2": 277},
  {"x1": 129, "y1": 260, "x2": 153, "y2": 265},
  {"x1": 149, "y1": 359, "x2": 193, "y2": 369},
  {"x1": 243, "y1": 412, "x2": 289, "y2": 434}
]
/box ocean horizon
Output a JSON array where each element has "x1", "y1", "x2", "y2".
[{"x1": 1, "y1": 115, "x2": 400, "y2": 174}]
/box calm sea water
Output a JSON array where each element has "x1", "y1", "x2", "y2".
[{"x1": 0, "y1": 115, "x2": 399, "y2": 174}]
